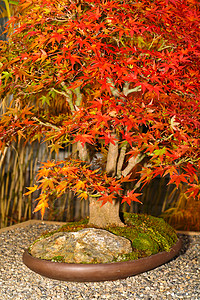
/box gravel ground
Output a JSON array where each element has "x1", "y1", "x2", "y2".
[{"x1": 0, "y1": 222, "x2": 199, "y2": 300}]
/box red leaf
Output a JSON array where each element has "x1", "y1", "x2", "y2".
[
  {"x1": 121, "y1": 191, "x2": 142, "y2": 206},
  {"x1": 74, "y1": 134, "x2": 94, "y2": 146},
  {"x1": 168, "y1": 173, "x2": 188, "y2": 189},
  {"x1": 98, "y1": 193, "x2": 116, "y2": 207}
]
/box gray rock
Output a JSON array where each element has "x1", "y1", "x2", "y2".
[{"x1": 30, "y1": 228, "x2": 132, "y2": 263}]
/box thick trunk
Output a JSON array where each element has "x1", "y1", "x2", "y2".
[
  {"x1": 88, "y1": 196, "x2": 125, "y2": 227},
  {"x1": 76, "y1": 136, "x2": 126, "y2": 228},
  {"x1": 106, "y1": 135, "x2": 118, "y2": 177}
]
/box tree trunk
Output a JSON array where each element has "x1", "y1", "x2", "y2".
[
  {"x1": 77, "y1": 138, "x2": 125, "y2": 227},
  {"x1": 88, "y1": 196, "x2": 125, "y2": 227}
]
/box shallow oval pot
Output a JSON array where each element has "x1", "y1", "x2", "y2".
[{"x1": 23, "y1": 238, "x2": 182, "y2": 282}]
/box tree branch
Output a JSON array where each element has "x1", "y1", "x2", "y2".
[
  {"x1": 53, "y1": 85, "x2": 75, "y2": 112},
  {"x1": 107, "y1": 78, "x2": 141, "y2": 98},
  {"x1": 74, "y1": 86, "x2": 82, "y2": 108},
  {"x1": 77, "y1": 141, "x2": 89, "y2": 162},
  {"x1": 32, "y1": 117, "x2": 59, "y2": 130},
  {"x1": 122, "y1": 82, "x2": 141, "y2": 96},
  {"x1": 107, "y1": 78, "x2": 121, "y2": 98},
  {"x1": 122, "y1": 154, "x2": 145, "y2": 177},
  {"x1": 117, "y1": 143, "x2": 127, "y2": 177},
  {"x1": 106, "y1": 134, "x2": 119, "y2": 176}
]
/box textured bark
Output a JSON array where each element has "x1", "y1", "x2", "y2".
[
  {"x1": 117, "y1": 144, "x2": 127, "y2": 177},
  {"x1": 106, "y1": 135, "x2": 118, "y2": 176},
  {"x1": 88, "y1": 197, "x2": 125, "y2": 227},
  {"x1": 77, "y1": 141, "x2": 89, "y2": 162},
  {"x1": 122, "y1": 154, "x2": 145, "y2": 177}
]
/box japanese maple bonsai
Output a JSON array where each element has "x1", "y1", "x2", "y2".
[{"x1": 0, "y1": 0, "x2": 199, "y2": 237}]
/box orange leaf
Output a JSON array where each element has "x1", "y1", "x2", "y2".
[
  {"x1": 38, "y1": 178, "x2": 55, "y2": 190},
  {"x1": 121, "y1": 191, "x2": 142, "y2": 206},
  {"x1": 57, "y1": 181, "x2": 68, "y2": 193},
  {"x1": 74, "y1": 180, "x2": 86, "y2": 191},
  {"x1": 98, "y1": 193, "x2": 116, "y2": 207},
  {"x1": 79, "y1": 192, "x2": 88, "y2": 200},
  {"x1": 33, "y1": 197, "x2": 49, "y2": 220},
  {"x1": 24, "y1": 184, "x2": 38, "y2": 195}
]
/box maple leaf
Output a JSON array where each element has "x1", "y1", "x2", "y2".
[
  {"x1": 186, "y1": 184, "x2": 200, "y2": 200},
  {"x1": 74, "y1": 180, "x2": 86, "y2": 191},
  {"x1": 33, "y1": 196, "x2": 49, "y2": 220},
  {"x1": 52, "y1": 33, "x2": 64, "y2": 43},
  {"x1": 68, "y1": 54, "x2": 81, "y2": 68},
  {"x1": 163, "y1": 166, "x2": 177, "y2": 178},
  {"x1": 78, "y1": 191, "x2": 88, "y2": 200},
  {"x1": 168, "y1": 173, "x2": 188, "y2": 189},
  {"x1": 101, "y1": 133, "x2": 117, "y2": 146},
  {"x1": 74, "y1": 134, "x2": 94, "y2": 146},
  {"x1": 121, "y1": 191, "x2": 142, "y2": 206},
  {"x1": 98, "y1": 193, "x2": 116, "y2": 207},
  {"x1": 50, "y1": 143, "x2": 64, "y2": 155},
  {"x1": 152, "y1": 147, "x2": 167, "y2": 163},
  {"x1": 38, "y1": 178, "x2": 55, "y2": 190},
  {"x1": 120, "y1": 174, "x2": 133, "y2": 183},
  {"x1": 24, "y1": 184, "x2": 38, "y2": 195},
  {"x1": 36, "y1": 167, "x2": 51, "y2": 180},
  {"x1": 56, "y1": 181, "x2": 68, "y2": 194},
  {"x1": 40, "y1": 160, "x2": 56, "y2": 168},
  {"x1": 122, "y1": 132, "x2": 134, "y2": 146}
]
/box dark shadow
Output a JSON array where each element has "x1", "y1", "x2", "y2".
[
  {"x1": 176, "y1": 233, "x2": 192, "y2": 256},
  {"x1": 119, "y1": 211, "x2": 125, "y2": 223}
]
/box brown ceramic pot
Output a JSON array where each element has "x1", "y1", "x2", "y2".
[{"x1": 23, "y1": 238, "x2": 182, "y2": 282}]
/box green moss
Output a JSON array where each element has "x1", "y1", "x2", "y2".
[
  {"x1": 31, "y1": 213, "x2": 178, "y2": 262},
  {"x1": 119, "y1": 251, "x2": 139, "y2": 261},
  {"x1": 51, "y1": 255, "x2": 65, "y2": 263},
  {"x1": 131, "y1": 232, "x2": 160, "y2": 256},
  {"x1": 123, "y1": 212, "x2": 178, "y2": 251}
]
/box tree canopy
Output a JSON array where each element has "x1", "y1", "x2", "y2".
[{"x1": 0, "y1": 0, "x2": 199, "y2": 220}]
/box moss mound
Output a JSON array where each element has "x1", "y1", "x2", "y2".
[{"x1": 33, "y1": 213, "x2": 178, "y2": 262}]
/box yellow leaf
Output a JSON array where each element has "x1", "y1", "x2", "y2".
[
  {"x1": 33, "y1": 198, "x2": 49, "y2": 220},
  {"x1": 79, "y1": 192, "x2": 88, "y2": 200},
  {"x1": 38, "y1": 178, "x2": 55, "y2": 190},
  {"x1": 74, "y1": 180, "x2": 86, "y2": 191},
  {"x1": 24, "y1": 184, "x2": 38, "y2": 195},
  {"x1": 50, "y1": 143, "x2": 64, "y2": 155},
  {"x1": 57, "y1": 181, "x2": 68, "y2": 193}
]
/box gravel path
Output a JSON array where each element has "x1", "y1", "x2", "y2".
[{"x1": 0, "y1": 222, "x2": 199, "y2": 300}]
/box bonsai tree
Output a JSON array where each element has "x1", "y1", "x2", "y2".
[{"x1": 0, "y1": 0, "x2": 199, "y2": 227}]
